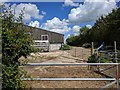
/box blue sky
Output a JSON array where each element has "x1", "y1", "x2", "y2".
[{"x1": 5, "y1": 0, "x2": 120, "y2": 42}]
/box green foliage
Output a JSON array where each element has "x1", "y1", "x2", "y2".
[
  {"x1": 66, "y1": 26, "x2": 91, "y2": 47},
  {"x1": 66, "y1": 7, "x2": 120, "y2": 48},
  {"x1": 88, "y1": 7, "x2": 120, "y2": 46},
  {"x1": 2, "y1": 6, "x2": 34, "y2": 89},
  {"x1": 66, "y1": 35, "x2": 82, "y2": 46},
  {"x1": 87, "y1": 54, "x2": 98, "y2": 63},
  {"x1": 82, "y1": 43, "x2": 91, "y2": 48},
  {"x1": 2, "y1": 64, "x2": 25, "y2": 89},
  {"x1": 60, "y1": 44, "x2": 71, "y2": 50},
  {"x1": 2, "y1": 10, "x2": 34, "y2": 65},
  {"x1": 87, "y1": 54, "x2": 113, "y2": 63},
  {"x1": 99, "y1": 58, "x2": 112, "y2": 63}
]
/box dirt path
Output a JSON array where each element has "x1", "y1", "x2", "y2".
[
  {"x1": 20, "y1": 47, "x2": 116, "y2": 88},
  {"x1": 23, "y1": 66, "x2": 109, "y2": 88},
  {"x1": 19, "y1": 47, "x2": 91, "y2": 63},
  {"x1": 67, "y1": 47, "x2": 91, "y2": 60}
]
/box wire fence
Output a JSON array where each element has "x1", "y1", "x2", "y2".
[{"x1": 61, "y1": 47, "x2": 91, "y2": 63}]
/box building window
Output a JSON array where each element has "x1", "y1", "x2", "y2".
[{"x1": 41, "y1": 35, "x2": 48, "y2": 40}]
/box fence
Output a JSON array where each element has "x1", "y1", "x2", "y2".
[
  {"x1": 90, "y1": 41, "x2": 120, "y2": 89},
  {"x1": 62, "y1": 47, "x2": 91, "y2": 62},
  {"x1": 21, "y1": 41, "x2": 120, "y2": 89},
  {"x1": 93, "y1": 41, "x2": 120, "y2": 78},
  {"x1": 21, "y1": 63, "x2": 120, "y2": 89}
]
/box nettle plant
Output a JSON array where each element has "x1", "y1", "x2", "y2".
[{"x1": 2, "y1": 6, "x2": 34, "y2": 89}]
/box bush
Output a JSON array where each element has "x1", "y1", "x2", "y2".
[
  {"x1": 66, "y1": 35, "x2": 82, "y2": 46},
  {"x1": 87, "y1": 54, "x2": 113, "y2": 63},
  {"x1": 60, "y1": 44, "x2": 71, "y2": 50},
  {"x1": 82, "y1": 43, "x2": 91, "y2": 48},
  {"x1": 87, "y1": 54, "x2": 98, "y2": 63},
  {"x1": 2, "y1": 6, "x2": 34, "y2": 89},
  {"x1": 2, "y1": 64, "x2": 25, "y2": 89}
]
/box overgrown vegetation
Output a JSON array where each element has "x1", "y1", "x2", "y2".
[
  {"x1": 60, "y1": 44, "x2": 71, "y2": 50},
  {"x1": 87, "y1": 54, "x2": 113, "y2": 63},
  {"x1": 87, "y1": 54, "x2": 98, "y2": 63},
  {"x1": 66, "y1": 35, "x2": 81, "y2": 46},
  {"x1": 2, "y1": 6, "x2": 34, "y2": 89}
]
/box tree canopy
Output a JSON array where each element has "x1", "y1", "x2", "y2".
[{"x1": 66, "y1": 7, "x2": 120, "y2": 48}]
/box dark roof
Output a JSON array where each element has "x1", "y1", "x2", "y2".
[
  {"x1": 26, "y1": 25, "x2": 64, "y2": 36},
  {"x1": 23, "y1": 25, "x2": 64, "y2": 43}
]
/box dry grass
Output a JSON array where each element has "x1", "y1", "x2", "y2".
[{"x1": 19, "y1": 47, "x2": 118, "y2": 88}]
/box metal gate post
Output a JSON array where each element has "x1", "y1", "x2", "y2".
[{"x1": 116, "y1": 63, "x2": 120, "y2": 89}]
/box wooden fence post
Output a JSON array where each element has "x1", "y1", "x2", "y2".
[
  {"x1": 114, "y1": 41, "x2": 120, "y2": 89},
  {"x1": 116, "y1": 63, "x2": 120, "y2": 89},
  {"x1": 91, "y1": 42, "x2": 94, "y2": 55},
  {"x1": 114, "y1": 41, "x2": 117, "y2": 63},
  {"x1": 75, "y1": 48, "x2": 76, "y2": 57},
  {"x1": 88, "y1": 42, "x2": 94, "y2": 70}
]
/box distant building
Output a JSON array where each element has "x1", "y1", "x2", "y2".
[{"x1": 25, "y1": 25, "x2": 64, "y2": 51}]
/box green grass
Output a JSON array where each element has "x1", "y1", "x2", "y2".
[{"x1": 60, "y1": 44, "x2": 71, "y2": 50}]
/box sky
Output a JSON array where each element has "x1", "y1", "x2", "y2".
[{"x1": 2, "y1": 0, "x2": 120, "y2": 42}]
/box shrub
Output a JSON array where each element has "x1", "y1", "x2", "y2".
[
  {"x1": 87, "y1": 54, "x2": 113, "y2": 63},
  {"x1": 2, "y1": 6, "x2": 34, "y2": 89},
  {"x1": 2, "y1": 64, "x2": 25, "y2": 89},
  {"x1": 60, "y1": 44, "x2": 71, "y2": 50},
  {"x1": 87, "y1": 54, "x2": 98, "y2": 63},
  {"x1": 82, "y1": 43, "x2": 91, "y2": 48}
]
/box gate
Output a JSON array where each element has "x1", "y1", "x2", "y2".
[{"x1": 21, "y1": 63, "x2": 120, "y2": 89}]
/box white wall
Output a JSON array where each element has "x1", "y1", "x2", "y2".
[{"x1": 49, "y1": 43, "x2": 62, "y2": 51}]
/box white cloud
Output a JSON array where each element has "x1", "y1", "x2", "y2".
[
  {"x1": 63, "y1": 0, "x2": 79, "y2": 7},
  {"x1": 10, "y1": 3, "x2": 44, "y2": 23},
  {"x1": 41, "y1": 11, "x2": 46, "y2": 15},
  {"x1": 86, "y1": 24, "x2": 92, "y2": 29},
  {"x1": 68, "y1": 0, "x2": 117, "y2": 23},
  {"x1": 72, "y1": 25, "x2": 81, "y2": 33},
  {"x1": 0, "y1": 0, "x2": 6, "y2": 1},
  {"x1": 29, "y1": 21, "x2": 40, "y2": 28},
  {"x1": 0, "y1": 0, "x2": 8, "y2": 5},
  {"x1": 66, "y1": 34, "x2": 71, "y2": 38},
  {"x1": 0, "y1": 0, "x2": 8, "y2": 3},
  {"x1": 41, "y1": 17, "x2": 71, "y2": 34},
  {"x1": 4, "y1": 3, "x2": 10, "y2": 8},
  {"x1": 65, "y1": 34, "x2": 72, "y2": 43},
  {"x1": 72, "y1": 25, "x2": 81, "y2": 36},
  {"x1": 85, "y1": 0, "x2": 116, "y2": 2}
]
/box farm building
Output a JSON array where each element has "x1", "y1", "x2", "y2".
[{"x1": 24, "y1": 25, "x2": 64, "y2": 51}]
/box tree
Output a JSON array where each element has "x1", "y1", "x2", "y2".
[
  {"x1": 89, "y1": 7, "x2": 120, "y2": 47},
  {"x1": 67, "y1": 7, "x2": 120, "y2": 48},
  {"x1": 66, "y1": 26, "x2": 91, "y2": 47},
  {"x1": 80, "y1": 26, "x2": 90, "y2": 44},
  {"x1": 2, "y1": 6, "x2": 34, "y2": 89},
  {"x1": 66, "y1": 35, "x2": 81, "y2": 46}
]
